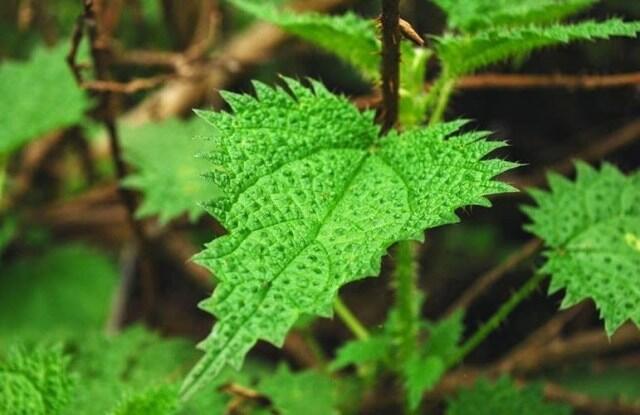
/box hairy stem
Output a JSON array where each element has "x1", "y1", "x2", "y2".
[
  {"x1": 380, "y1": 0, "x2": 401, "y2": 133},
  {"x1": 447, "y1": 272, "x2": 548, "y2": 367},
  {"x1": 334, "y1": 297, "x2": 370, "y2": 340},
  {"x1": 393, "y1": 240, "x2": 420, "y2": 361}
]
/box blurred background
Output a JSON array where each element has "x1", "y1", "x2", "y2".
[{"x1": 1, "y1": 0, "x2": 640, "y2": 413}]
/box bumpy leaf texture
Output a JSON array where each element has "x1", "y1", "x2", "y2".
[
  {"x1": 524, "y1": 163, "x2": 640, "y2": 335},
  {"x1": 431, "y1": 0, "x2": 597, "y2": 32},
  {"x1": 229, "y1": 0, "x2": 380, "y2": 81},
  {"x1": 0, "y1": 44, "x2": 89, "y2": 155},
  {"x1": 446, "y1": 377, "x2": 571, "y2": 415},
  {"x1": 0, "y1": 346, "x2": 75, "y2": 415},
  {"x1": 180, "y1": 78, "x2": 516, "y2": 398},
  {"x1": 122, "y1": 118, "x2": 221, "y2": 224},
  {"x1": 436, "y1": 19, "x2": 640, "y2": 76}
]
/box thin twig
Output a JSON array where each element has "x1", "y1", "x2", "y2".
[
  {"x1": 543, "y1": 381, "x2": 640, "y2": 415},
  {"x1": 512, "y1": 118, "x2": 640, "y2": 189},
  {"x1": 81, "y1": 75, "x2": 174, "y2": 94},
  {"x1": 354, "y1": 72, "x2": 640, "y2": 110},
  {"x1": 457, "y1": 72, "x2": 640, "y2": 90},
  {"x1": 447, "y1": 272, "x2": 548, "y2": 368},
  {"x1": 495, "y1": 304, "x2": 588, "y2": 373},
  {"x1": 444, "y1": 238, "x2": 542, "y2": 316}
]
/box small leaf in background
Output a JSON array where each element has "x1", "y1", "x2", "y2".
[
  {"x1": 0, "y1": 244, "x2": 118, "y2": 346},
  {"x1": 258, "y1": 365, "x2": 337, "y2": 415},
  {"x1": 431, "y1": 0, "x2": 597, "y2": 33},
  {"x1": 121, "y1": 117, "x2": 222, "y2": 225},
  {"x1": 446, "y1": 377, "x2": 571, "y2": 415},
  {"x1": 0, "y1": 345, "x2": 75, "y2": 415},
  {"x1": 0, "y1": 43, "x2": 90, "y2": 155},
  {"x1": 329, "y1": 335, "x2": 391, "y2": 371},
  {"x1": 228, "y1": 0, "x2": 380, "y2": 81},
  {"x1": 181, "y1": 79, "x2": 515, "y2": 397},
  {"x1": 110, "y1": 384, "x2": 179, "y2": 415},
  {"x1": 523, "y1": 163, "x2": 640, "y2": 335},
  {"x1": 66, "y1": 326, "x2": 197, "y2": 415},
  {"x1": 436, "y1": 19, "x2": 640, "y2": 77},
  {"x1": 404, "y1": 310, "x2": 465, "y2": 410}
]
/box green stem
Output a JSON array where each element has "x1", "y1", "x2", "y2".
[
  {"x1": 334, "y1": 296, "x2": 370, "y2": 340},
  {"x1": 447, "y1": 272, "x2": 548, "y2": 367},
  {"x1": 429, "y1": 77, "x2": 456, "y2": 125},
  {"x1": 393, "y1": 240, "x2": 420, "y2": 362}
]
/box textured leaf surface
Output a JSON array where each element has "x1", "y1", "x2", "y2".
[
  {"x1": 432, "y1": 0, "x2": 596, "y2": 32},
  {"x1": 110, "y1": 385, "x2": 179, "y2": 415},
  {"x1": 446, "y1": 377, "x2": 571, "y2": 415},
  {"x1": 0, "y1": 346, "x2": 74, "y2": 415},
  {"x1": 122, "y1": 118, "x2": 221, "y2": 224},
  {"x1": 523, "y1": 163, "x2": 640, "y2": 335},
  {"x1": 436, "y1": 19, "x2": 640, "y2": 76},
  {"x1": 404, "y1": 311, "x2": 465, "y2": 410},
  {"x1": 67, "y1": 326, "x2": 198, "y2": 415},
  {"x1": 181, "y1": 78, "x2": 516, "y2": 397},
  {"x1": 0, "y1": 244, "x2": 118, "y2": 346},
  {"x1": 258, "y1": 365, "x2": 337, "y2": 415},
  {"x1": 229, "y1": 0, "x2": 380, "y2": 81},
  {"x1": 0, "y1": 44, "x2": 89, "y2": 155}
]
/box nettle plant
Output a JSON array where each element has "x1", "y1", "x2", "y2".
[{"x1": 1, "y1": 0, "x2": 639, "y2": 414}]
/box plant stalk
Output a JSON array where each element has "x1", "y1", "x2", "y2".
[
  {"x1": 380, "y1": 0, "x2": 401, "y2": 133},
  {"x1": 334, "y1": 297, "x2": 370, "y2": 340},
  {"x1": 393, "y1": 240, "x2": 420, "y2": 362},
  {"x1": 429, "y1": 77, "x2": 456, "y2": 125},
  {"x1": 447, "y1": 271, "x2": 548, "y2": 367}
]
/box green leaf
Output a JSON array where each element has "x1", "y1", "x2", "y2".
[
  {"x1": 432, "y1": 0, "x2": 597, "y2": 33},
  {"x1": 0, "y1": 244, "x2": 118, "y2": 346},
  {"x1": 0, "y1": 43, "x2": 90, "y2": 155},
  {"x1": 121, "y1": 118, "x2": 222, "y2": 225},
  {"x1": 329, "y1": 335, "x2": 391, "y2": 371},
  {"x1": 436, "y1": 19, "x2": 640, "y2": 77},
  {"x1": 67, "y1": 326, "x2": 197, "y2": 415},
  {"x1": 404, "y1": 310, "x2": 465, "y2": 410},
  {"x1": 228, "y1": 0, "x2": 380, "y2": 81},
  {"x1": 258, "y1": 365, "x2": 337, "y2": 415},
  {"x1": 404, "y1": 355, "x2": 445, "y2": 410},
  {"x1": 0, "y1": 345, "x2": 75, "y2": 415},
  {"x1": 446, "y1": 377, "x2": 571, "y2": 415},
  {"x1": 523, "y1": 163, "x2": 640, "y2": 335},
  {"x1": 228, "y1": 0, "x2": 433, "y2": 124},
  {"x1": 110, "y1": 385, "x2": 179, "y2": 415},
  {"x1": 180, "y1": 78, "x2": 516, "y2": 397}
]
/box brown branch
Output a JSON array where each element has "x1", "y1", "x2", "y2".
[
  {"x1": 379, "y1": 0, "x2": 401, "y2": 133},
  {"x1": 444, "y1": 238, "x2": 543, "y2": 316},
  {"x1": 543, "y1": 382, "x2": 640, "y2": 415},
  {"x1": 499, "y1": 323, "x2": 640, "y2": 375},
  {"x1": 124, "y1": 0, "x2": 355, "y2": 124},
  {"x1": 457, "y1": 72, "x2": 640, "y2": 90},
  {"x1": 81, "y1": 75, "x2": 174, "y2": 94},
  {"x1": 354, "y1": 72, "x2": 640, "y2": 110}
]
